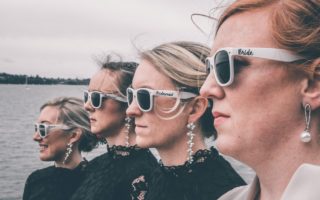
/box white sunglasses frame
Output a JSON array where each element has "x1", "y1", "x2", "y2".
[
  {"x1": 34, "y1": 123, "x2": 70, "y2": 138},
  {"x1": 84, "y1": 90, "x2": 127, "y2": 109},
  {"x1": 126, "y1": 87, "x2": 197, "y2": 112},
  {"x1": 206, "y1": 47, "x2": 304, "y2": 87}
]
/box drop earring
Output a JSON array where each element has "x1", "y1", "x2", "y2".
[
  {"x1": 125, "y1": 117, "x2": 132, "y2": 147},
  {"x1": 187, "y1": 122, "x2": 196, "y2": 164},
  {"x1": 63, "y1": 143, "x2": 73, "y2": 164},
  {"x1": 300, "y1": 104, "x2": 312, "y2": 143}
]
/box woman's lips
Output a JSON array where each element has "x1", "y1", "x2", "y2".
[
  {"x1": 89, "y1": 117, "x2": 96, "y2": 123},
  {"x1": 135, "y1": 124, "x2": 147, "y2": 133},
  {"x1": 213, "y1": 112, "x2": 230, "y2": 127},
  {"x1": 39, "y1": 144, "x2": 48, "y2": 152}
]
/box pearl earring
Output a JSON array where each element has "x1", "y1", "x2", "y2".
[{"x1": 300, "y1": 104, "x2": 312, "y2": 143}]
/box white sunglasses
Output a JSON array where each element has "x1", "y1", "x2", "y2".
[
  {"x1": 206, "y1": 47, "x2": 304, "y2": 87},
  {"x1": 126, "y1": 87, "x2": 197, "y2": 112},
  {"x1": 34, "y1": 123, "x2": 71, "y2": 138}
]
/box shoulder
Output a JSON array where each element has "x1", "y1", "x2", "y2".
[
  {"x1": 109, "y1": 146, "x2": 158, "y2": 170},
  {"x1": 85, "y1": 152, "x2": 109, "y2": 171},
  {"x1": 191, "y1": 147, "x2": 245, "y2": 183},
  {"x1": 119, "y1": 147, "x2": 158, "y2": 182},
  {"x1": 23, "y1": 166, "x2": 66, "y2": 200},
  {"x1": 25, "y1": 166, "x2": 55, "y2": 184},
  {"x1": 281, "y1": 164, "x2": 320, "y2": 200},
  {"x1": 218, "y1": 185, "x2": 251, "y2": 200},
  {"x1": 207, "y1": 147, "x2": 246, "y2": 183}
]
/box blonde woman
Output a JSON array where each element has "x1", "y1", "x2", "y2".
[
  {"x1": 23, "y1": 97, "x2": 98, "y2": 200},
  {"x1": 127, "y1": 41, "x2": 245, "y2": 200},
  {"x1": 71, "y1": 56, "x2": 157, "y2": 200}
]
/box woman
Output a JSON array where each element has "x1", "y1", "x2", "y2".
[
  {"x1": 71, "y1": 56, "x2": 158, "y2": 200},
  {"x1": 126, "y1": 41, "x2": 245, "y2": 200},
  {"x1": 23, "y1": 97, "x2": 98, "y2": 200},
  {"x1": 200, "y1": 0, "x2": 320, "y2": 199}
]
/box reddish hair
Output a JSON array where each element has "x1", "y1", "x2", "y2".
[{"x1": 216, "y1": 0, "x2": 320, "y2": 74}]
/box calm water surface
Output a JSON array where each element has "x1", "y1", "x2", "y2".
[{"x1": 0, "y1": 84, "x2": 254, "y2": 200}]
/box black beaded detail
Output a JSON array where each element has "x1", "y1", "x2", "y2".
[
  {"x1": 159, "y1": 147, "x2": 219, "y2": 177},
  {"x1": 107, "y1": 145, "x2": 142, "y2": 159}
]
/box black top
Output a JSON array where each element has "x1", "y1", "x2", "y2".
[
  {"x1": 145, "y1": 147, "x2": 246, "y2": 200},
  {"x1": 23, "y1": 160, "x2": 88, "y2": 200},
  {"x1": 70, "y1": 145, "x2": 158, "y2": 200}
]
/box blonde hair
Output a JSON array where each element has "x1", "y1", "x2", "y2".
[
  {"x1": 40, "y1": 97, "x2": 98, "y2": 152},
  {"x1": 216, "y1": 0, "x2": 320, "y2": 75},
  {"x1": 97, "y1": 54, "x2": 138, "y2": 104},
  {"x1": 140, "y1": 41, "x2": 216, "y2": 138}
]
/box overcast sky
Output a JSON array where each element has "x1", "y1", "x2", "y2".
[{"x1": 0, "y1": 0, "x2": 224, "y2": 78}]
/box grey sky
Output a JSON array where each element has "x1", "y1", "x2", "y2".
[{"x1": 0, "y1": 0, "x2": 218, "y2": 78}]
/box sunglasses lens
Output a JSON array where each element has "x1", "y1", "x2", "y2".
[
  {"x1": 205, "y1": 59, "x2": 212, "y2": 75},
  {"x1": 38, "y1": 124, "x2": 46, "y2": 138},
  {"x1": 137, "y1": 89, "x2": 151, "y2": 111},
  {"x1": 91, "y1": 92, "x2": 101, "y2": 108},
  {"x1": 84, "y1": 91, "x2": 89, "y2": 103},
  {"x1": 215, "y1": 50, "x2": 230, "y2": 84},
  {"x1": 127, "y1": 89, "x2": 133, "y2": 105}
]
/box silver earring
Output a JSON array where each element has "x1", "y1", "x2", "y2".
[
  {"x1": 125, "y1": 117, "x2": 132, "y2": 147},
  {"x1": 300, "y1": 104, "x2": 312, "y2": 143},
  {"x1": 63, "y1": 143, "x2": 73, "y2": 164},
  {"x1": 187, "y1": 122, "x2": 196, "y2": 164}
]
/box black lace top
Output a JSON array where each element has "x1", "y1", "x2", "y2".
[
  {"x1": 23, "y1": 160, "x2": 88, "y2": 200},
  {"x1": 70, "y1": 145, "x2": 158, "y2": 200},
  {"x1": 145, "y1": 147, "x2": 246, "y2": 200}
]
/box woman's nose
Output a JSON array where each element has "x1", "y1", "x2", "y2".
[
  {"x1": 33, "y1": 131, "x2": 41, "y2": 142},
  {"x1": 200, "y1": 74, "x2": 225, "y2": 100},
  {"x1": 84, "y1": 98, "x2": 94, "y2": 112},
  {"x1": 126, "y1": 98, "x2": 142, "y2": 118}
]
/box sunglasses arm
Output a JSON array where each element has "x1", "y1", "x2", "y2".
[
  {"x1": 179, "y1": 91, "x2": 197, "y2": 100},
  {"x1": 106, "y1": 93, "x2": 127, "y2": 103},
  {"x1": 233, "y1": 48, "x2": 303, "y2": 62}
]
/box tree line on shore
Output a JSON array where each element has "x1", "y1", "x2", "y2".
[{"x1": 0, "y1": 73, "x2": 89, "y2": 85}]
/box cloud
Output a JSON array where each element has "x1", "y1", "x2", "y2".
[{"x1": 0, "y1": 0, "x2": 216, "y2": 78}]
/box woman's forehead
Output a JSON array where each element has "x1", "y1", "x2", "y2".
[
  {"x1": 89, "y1": 70, "x2": 119, "y2": 92},
  {"x1": 132, "y1": 60, "x2": 175, "y2": 89},
  {"x1": 38, "y1": 106, "x2": 60, "y2": 123},
  {"x1": 213, "y1": 8, "x2": 275, "y2": 53}
]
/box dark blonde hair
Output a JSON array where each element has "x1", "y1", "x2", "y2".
[
  {"x1": 97, "y1": 54, "x2": 138, "y2": 108},
  {"x1": 216, "y1": 0, "x2": 320, "y2": 75},
  {"x1": 41, "y1": 97, "x2": 98, "y2": 152},
  {"x1": 140, "y1": 41, "x2": 216, "y2": 138}
]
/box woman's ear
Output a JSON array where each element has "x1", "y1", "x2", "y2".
[
  {"x1": 187, "y1": 96, "x2": 208, "y2": 123},
  {"x1": 302, "y1": 58, "x2": 320, "y2": 110},
  {"x1": 68, "y1": 128, "x2": 82, "y2": 144}
]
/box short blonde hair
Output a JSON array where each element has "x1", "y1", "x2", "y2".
[{"x1": 41, "y1": 97, "x2": 98, "y2": 152}]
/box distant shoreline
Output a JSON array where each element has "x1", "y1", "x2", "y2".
[
  {"x1": 0, "y1": 73, "x2": 89, "y2": 85},
  {"x1": 0, "y1": 83, "x2": 88, "y2": 85}
]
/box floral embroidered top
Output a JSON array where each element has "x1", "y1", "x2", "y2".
[
  {"x1": 145, "y1": 147, "x2": 246, "y2": 200},
  {"x1": 23, "y1": 159, "x2": 88, "y2": 200},
  {"x1": 70, "y1": 145, "x2": 158, "y2": 200}
]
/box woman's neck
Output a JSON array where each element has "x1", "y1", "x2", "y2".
[
  {"x1": 105, "y1": 126, "x2": 136, "y2": 147},
  {"x1": 55, "y1": 149, "x2": 82, "y2": 169},
  {"x1": 157, "y1": 130, "x2": 206, "y2": 166}
]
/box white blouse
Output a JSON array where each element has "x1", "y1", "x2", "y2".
[{"x1": 218, "y1": 163, "x2": 320, "y2": 200}]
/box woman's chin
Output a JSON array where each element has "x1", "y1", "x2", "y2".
[
  {"x1": 136, "y1": 137, "x2": 151, "y2": 149},
  {"x1": 39, "y1": 155, "x2": 52, "y2": 162}
]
